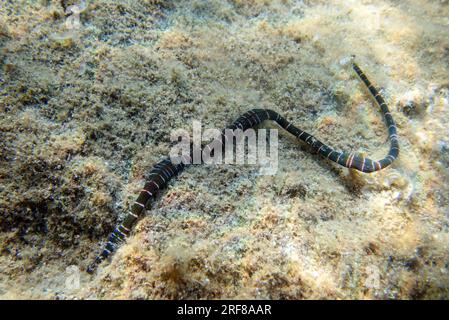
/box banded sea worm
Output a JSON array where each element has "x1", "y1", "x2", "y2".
[{"x1": 86, "y1": 62, "x2": 399, "y2": 273}]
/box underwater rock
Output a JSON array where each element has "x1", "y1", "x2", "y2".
[
  {"x1": 397, "y1": 89, "x2": 427, "y2": 117},
  {"x1": 0, "y1": 0, "x2": 448, "y2": 300}
]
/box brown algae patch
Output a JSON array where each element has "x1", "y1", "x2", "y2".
[{"x1": 0, "y1": 0, "x2": 448, "y2": 299}]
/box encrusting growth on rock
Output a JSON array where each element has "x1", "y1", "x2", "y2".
[{"x1": 87, "y1": 62, "x2": 399, "y2": 273}]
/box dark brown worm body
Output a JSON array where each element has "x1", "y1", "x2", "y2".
[{"x1": 86, "y1": 63, "x2": 399, "y2": 273}]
